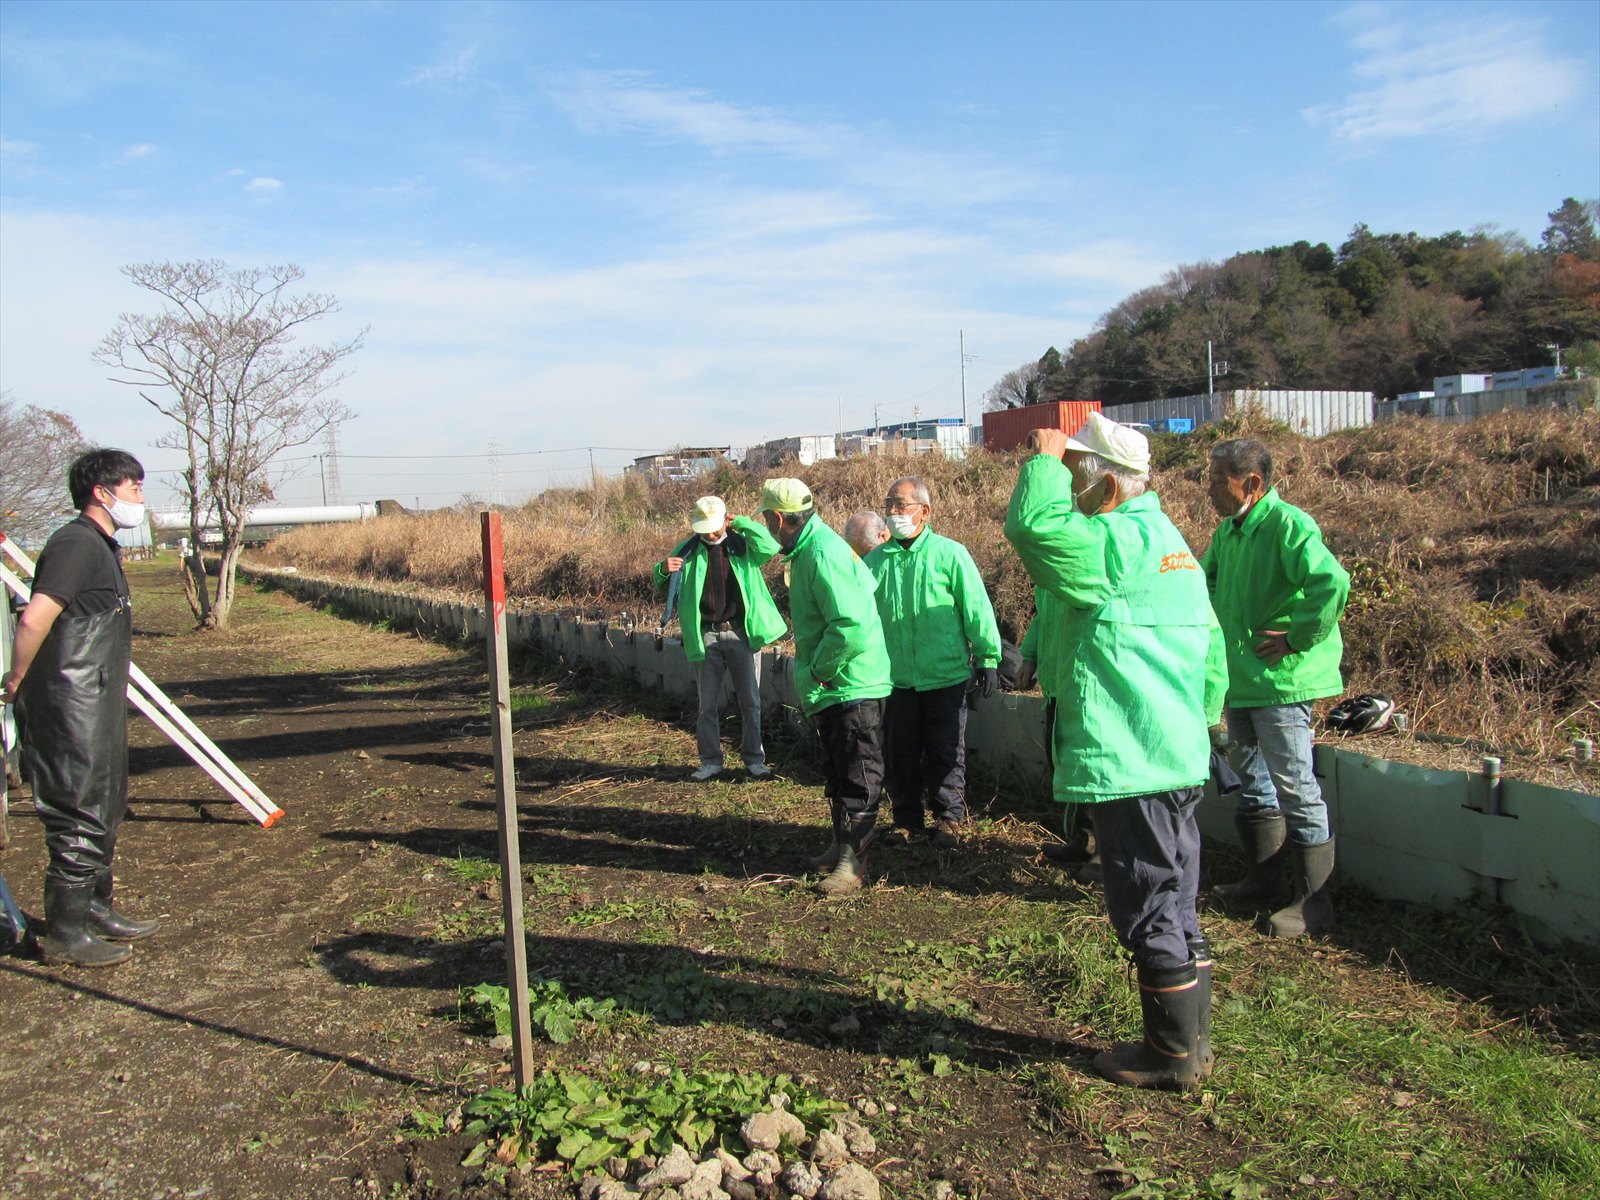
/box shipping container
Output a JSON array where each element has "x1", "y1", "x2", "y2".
[
  {"x1": 1493, "y1": 371, "x2": 1526, "y2": 390},
  {"x1": 1149, "y1": 417, "x2": 1194, "y2": 434},
  {"x1": 981, "y1": 401, "x2": 1101, "y2": 452},
  {"x1": 1523, "y1": 366, "x2": 1558, "y2": 387},
  {"x1": 1433, "y1": 374, "x2": 1493, "y2": 396},
  {"x1": 1397, "y1": 391, "x2": 1434, "y2": 402}
]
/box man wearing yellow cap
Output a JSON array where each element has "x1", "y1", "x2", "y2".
[
  {"x1": 758, "y1": 479, "x2": 892, "y2": 895},
  {"x1": 654, "y1": 495, "x2": 787, "y2": 781}
]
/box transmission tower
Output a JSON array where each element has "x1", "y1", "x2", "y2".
[{"x1": 322, "y1": 425, "x2": 344, "y2": 505}]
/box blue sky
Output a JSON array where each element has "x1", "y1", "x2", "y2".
[{"x1": 2, "y1": 0, "x2": 1597, "y2": 509}]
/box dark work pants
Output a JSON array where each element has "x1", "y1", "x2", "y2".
[
  {"x1": 1090, "y1": 786, "x2": 1204, "y2": 972},
  {"x1": 815, "y1": 698, "x2": 885, "y2": 846},
  {"x1": 884, "y1": 682, "x2": 968, "y2": 829}
]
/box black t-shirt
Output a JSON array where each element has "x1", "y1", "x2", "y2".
[{"x1": 29, "y1": 517, "x2": 131, "y2": 619}]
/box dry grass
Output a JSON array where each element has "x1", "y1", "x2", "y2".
[{"x1": 261, "y1": 409, "x2": 1600, "y2": 773}]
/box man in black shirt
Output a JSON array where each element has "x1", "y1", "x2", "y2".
[{"x1": 3, "y1": 449, "x2": 156, "y2": 967}]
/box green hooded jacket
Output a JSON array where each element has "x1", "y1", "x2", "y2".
[
  {"x1": 652, "y1": 515, "x2": 787, "y2": 664},
  {"x1": 1201, "y1": 487, "x2": 1349, "y2": 708},
  {"x1": 1004, "y1": 454, "x2": 1226, "y2": 805},
  {"x1": 782, "y1": 514, "x2": 892, "y2": 716},
  {"x1": 864, "y1": 527, "x2": 1002, "y2": 692},
  {"x1": 1019, "y1": 587, "x2": 1063, "y2": 700}
]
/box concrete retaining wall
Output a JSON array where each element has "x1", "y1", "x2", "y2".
[{"x1": 244, "y1": 566, "x2": 1600, "y2": 948}]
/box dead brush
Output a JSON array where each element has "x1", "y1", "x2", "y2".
[{"x1": 260, "y1": 410, "x2": 1600, "y2": 766}]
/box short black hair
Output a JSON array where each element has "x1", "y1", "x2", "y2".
[
  {"x1": 69, "y1": 449, "x2": 145, "y2": 510},
  {"x1": 1210, "y1": 438, "x2": 1273, "y2": 486}
]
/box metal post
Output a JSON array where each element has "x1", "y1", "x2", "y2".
[
  {"x1": 959, "y1": 330, "x2": 967, "y2": 426},
  {"x1": 480, "y1": 511, "x2": 534, "y2": 1090},
  {"x1": 318, "y1": 455, "x2": 327, "y2": 505}
]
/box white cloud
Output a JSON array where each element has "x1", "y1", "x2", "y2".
[
  {"x1": 245, "y1": 177, "x2": 283, "y2": 195},
  {"x1": 118, "y1": 142, "x2": 158, "y2": 163},
  {"x1": 552, "y1": 70, "x2": 844, "y2": 157},
  {"x1": 1032, "y1": 240, "x2": 1179, "y2": 295},
  {"x1": 409, "y1": 44, "x2": 480, "y2": 86},
  {"x1": 1306, "y1": 4, "x2": 1587, "y2": 143},
  {"x1": 1, "y1": 137, "x2": 39, "y2": 157}
]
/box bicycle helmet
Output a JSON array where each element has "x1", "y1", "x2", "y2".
[{"x1": 1324, "y1": 693, "x2": 1396, "y2": 735}]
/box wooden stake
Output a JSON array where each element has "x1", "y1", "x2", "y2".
[{"x1": 481, "y1": 511, "x2": 534, "y2": 1090}]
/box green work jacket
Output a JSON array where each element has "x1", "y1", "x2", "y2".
[
  {"x1": 864, "y1": 527, "x2": 1002, "y2": 692},
  {"x1": 652, "y1": 516, "x2": 788, "y2": 664},
  {"x1": 1019, "y1": 587, "x2": 1064, "y2": 700},
  {"x1": 1201, "y1": 488, "x2": 1349, "y2": 708},
  {"x1": 782, "y1": 514, "x2": 892, "y2": 716},
  {"x1": 1004, "y1": 454, "x2": 1226, "y2": 805}
]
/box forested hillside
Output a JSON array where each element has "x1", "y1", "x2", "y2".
[{"x1": 988, "y1": 198, "x2": 1600, "y2": 408}]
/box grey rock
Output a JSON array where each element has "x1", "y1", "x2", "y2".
[
  {"x1": 852, "y1": 1099, "x2": 880, "y2": 1118},
  {"x1": 638, "y1": 1145, "x2": 697, "y2": 1190},
  {"x1": 741, "y1": 1112, "x2": 782, "y2": 1151},
  {"x1": 827, "y1": 1013, "x2": 861, "y2": 1037},
  {"x1": 679, "y1": 1160, "x2": 730, "y2": 1200},
  {"x1": 488, "y1": 1034, "x2": 513, "y2": 1051},
  {"x1": 807, "y1": 1129, "x2": 850, "y2": 1169},
  {"x1": 725, "y1": 1183, "x2": 758, "y2": 1200},
  {"x1": 832, "y1": 1118, "x2": 876, "y2": 1158},
  {"x1": 715, "y1": 1149, "x2": 751, "y2": 1182},
  {"x1": 779, "y1": 1162, "x2": 823, "y2": 1199},
  {"x1": 818, "y1": 1163, "x2": 880, "y2": 1200},
  {"x1": 931, "y1": 1184, "x2": 956, "y2": 1200},
  {"x1": 607, "y1": 1158, "x2": 631, "y2": 1181},
  {"x1": 742, "y1": 1150, "x2": 781, "y2": 1176},
  {"x1": 772, "y1": 1109, "x2": 806, "y2": 1145}
]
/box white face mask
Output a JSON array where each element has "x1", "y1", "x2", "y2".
[
  {"x1": 1073, "y1": 480, "x2": 1105, "y2": 516},
  {"x1": 887, "y1": 513, "x2": 920, "y2": 539},
  {"x1": 700, "y1": 531, "x2": 726, "y2": 545},
  {"x1": 106, "y1": 498, "x2": 146, "y2": 530}
]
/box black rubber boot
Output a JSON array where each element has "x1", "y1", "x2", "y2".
[
  {"x1": 816, "y1": 815, "x2": 873, "y2": 897},
  {"x1": 1188, "y1": 936, "x2": 1214, "y2": 1079},
  {"x1": 41, "y1": 879, "x2": 132, "y2": 968},
  {"x1": 89, "y1": 870, "x2": 160, "y2": 941},
  {"x1": 1266, "y1": 838, "x2": 1336, "y2": 938},
  {"x1": 1093, "y1": 961, "x2": 1202, "y2": 1090},
  {"x1": 1215, "y1": 811, "x2": 1287, "y2": 908}
]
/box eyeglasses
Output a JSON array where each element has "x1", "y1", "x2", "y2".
[{"x1": 885, "y1": 497, "x2": 922, "y2": 512}]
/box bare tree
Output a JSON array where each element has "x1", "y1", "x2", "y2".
[
  {"x1": 0, "y1": 392, "x2": 90, "y2": 546},
  {"x1": 95, "y1": 261, "x2": 365, "y2": 628},
  {"x1": 982, "y1": 362, "x2": 1042, "y2": 411}
]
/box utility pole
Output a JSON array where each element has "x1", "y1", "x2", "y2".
[
  {"x1": 959, "y1": 330, "x2": 968, "y2": 426},
  {"x1": 1207, "y1": 340, "x2": 1214, "y2": 405},
  {"x1": 317, "y1": 455, "x2": 327, "y2": 505},
  {"x1": 1546, "y1": 342, "x2": 1564, "y2": 373}
]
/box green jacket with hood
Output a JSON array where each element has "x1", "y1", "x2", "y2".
[
  {"x1": 1004, "y1": 453, "x2": 1226, "y2": 805},
  {"x1": 864, "y1": 526, "x2": 1002, "y2": 692},
  {"x1": 1019, "y1": 587, "x2": 1063, "y2": 700},
  {"x1": 782, "y1": 514, "x2": 892, "y2": 716},
  {"x1": 1200, "y1": 487, "x2": 1349, "y2": 708},
  {"x1": 652, "y1": 515, "x2": 787, "y2": 664}
]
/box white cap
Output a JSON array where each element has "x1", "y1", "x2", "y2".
[
  {"x1": 1062, "y1": 412, "x2": 1150, "y2": 474},
  {"x1": 690, "y1": 495, "x2": 727, "y2": 534}
]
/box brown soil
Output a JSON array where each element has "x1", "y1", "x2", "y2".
[{"x1": 0, "y1": 564, "x2": 1245, "y2": 1200}]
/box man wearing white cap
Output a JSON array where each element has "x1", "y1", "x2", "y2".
[
  {"x1": 654, "y1": 496, "x2": 787, "y2": 781},
  {"x1": 1004, "y1": 412, "x2": 1226, "y2": 1090}
]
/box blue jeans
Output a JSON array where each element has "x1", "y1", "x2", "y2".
[{"x1": 1224, "y1": 702, "x2": 1330, "y2": 845}]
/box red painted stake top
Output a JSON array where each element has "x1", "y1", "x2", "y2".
[{"x1": 480, "y1": 512, "x2": 506, "y2": 617}]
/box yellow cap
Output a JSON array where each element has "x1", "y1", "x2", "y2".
[{"x1": 759, "y1": 478, "x2": 814, "y2": 514}]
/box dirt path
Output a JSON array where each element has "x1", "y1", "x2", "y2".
[{"x1": 1, "y1": 567, "x2": 512, "y2": 1199}]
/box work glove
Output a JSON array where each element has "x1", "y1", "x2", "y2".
[
  {"x1": 1014, "y1": 660, "x2": 1037, "y2": 692},
  {"x1": 1208, "y1": 723, "x2": 1233, "y2": 752},
  {"x1": 973, "y1": 666, "x2": 999, "y2": 700}
]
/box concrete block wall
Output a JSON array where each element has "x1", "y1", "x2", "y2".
[{"x1": 242, "y1": 566, "x2": 1599, "y2": 948}]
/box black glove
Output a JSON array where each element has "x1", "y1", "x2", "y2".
[{"x1": 973, "y1": 666, "x2": 999, "y2": 700}]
